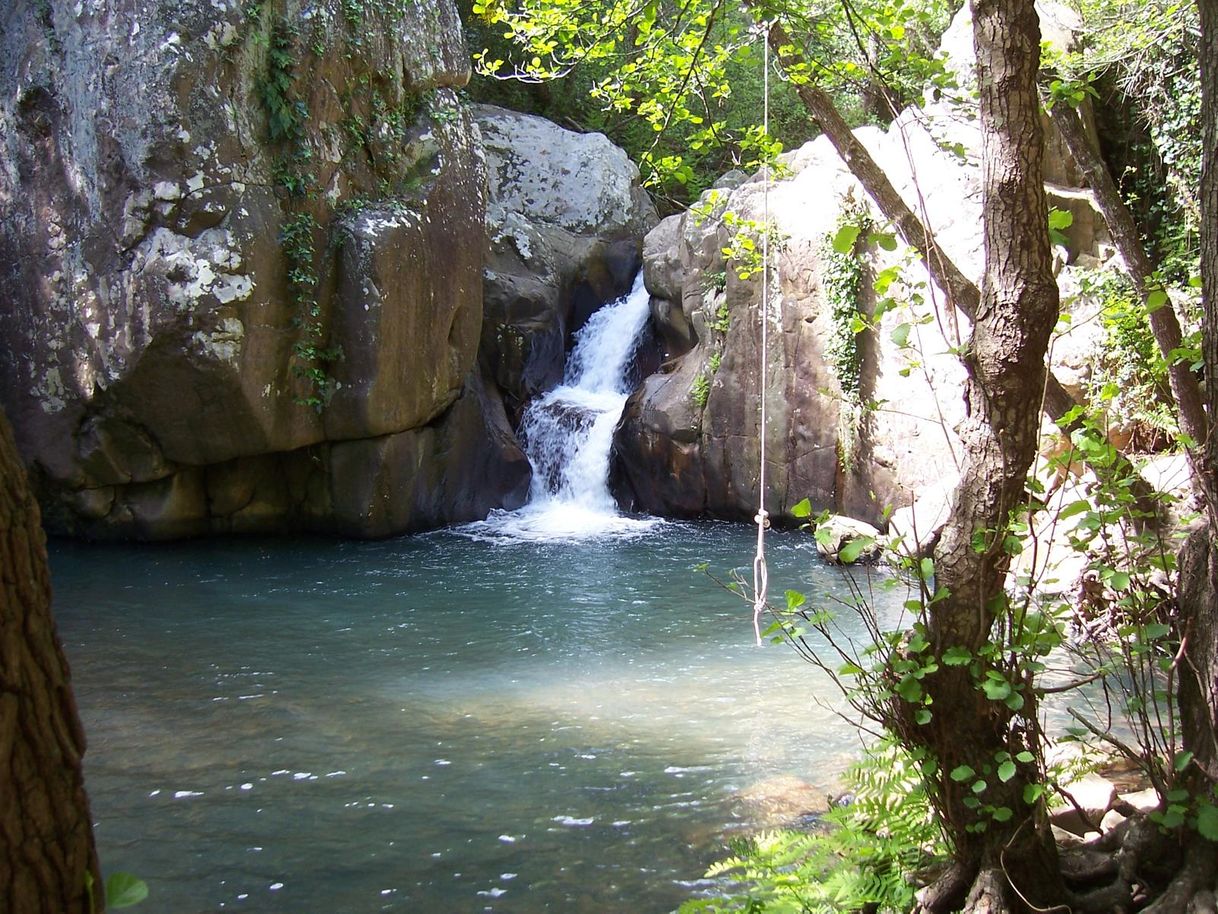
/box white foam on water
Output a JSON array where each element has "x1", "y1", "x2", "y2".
[{"x1": 456, "y1": 274, "x2": 664, "y2": 545}]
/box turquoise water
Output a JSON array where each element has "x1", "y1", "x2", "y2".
[{"x1": 50, "y1": 523, "x2": 894, "y2": 913}]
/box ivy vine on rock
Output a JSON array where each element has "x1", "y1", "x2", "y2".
[{"x1": 822, "y1": 201, "x2": 872, "y2": 473}]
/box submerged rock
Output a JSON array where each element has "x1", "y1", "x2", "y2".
[{"x1": 734, "y1": 774, "x2": 832, "y2": 828}]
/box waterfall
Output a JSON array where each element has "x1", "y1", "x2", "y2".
[{"x1": 461, "y1": 274, "x2": 662, "y2": 543}]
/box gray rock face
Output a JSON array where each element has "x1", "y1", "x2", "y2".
[
  {"x1": 477, "y1": 105, "x2": 658, "y2": 417},
  {"x1": 613, "y1": 4, "x2": 1112, "y2": 529},
  {"x1": 0, "y1": 0, "x2": 531, "y2": 538}
]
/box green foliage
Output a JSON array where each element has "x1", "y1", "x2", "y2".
[
  {"x1": 1046, "y1": 206, "x2": 1074, "y2": 248},
  {"x1": 720, "y1": 207, "x2": 784, "y2": 282},
  {"x1": 702, "y1": 269, "x2": 728, "y2": 294},
  {"x1": 691, "y1": 371, "x2": 712, "y2": 409},
  {"x1": 821, "y1": 201, "x2": 871, "y2": 473},
  {"x1": 252, "y1": 16, "x2": 339, "y2": 410},
  {"x1": 1053, "y1": 0, "x2": 1200, "y2": 273},
  {"x1": 681, "y1": 741, "x2": 943, "y2": 914},
  {"x1": 85, "y1": 870, "x2": 149, "y2": 911},
  {"x1": 257, "y1": 19, "x2": 308, "y2": 143},
  {"x1": 107, "y1": 872, "x2": 150, "y2": 909},
  {"x1": 1079, "y1": 269, "x2": 1182, "y2": 446},
  {"x1": 1032, "y1": 411, "x2": 1218, "y2": 843},
  {"x1": 280, "y1": 212, "x2": 342, "y2": 410},
  {"x1": 466, "y1": 0, "x2": 952, "y2": 203}
]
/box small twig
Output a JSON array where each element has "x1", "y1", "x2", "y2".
[{"x1": 1037, "y1": 669, "x2": 1109, "y2": 695}]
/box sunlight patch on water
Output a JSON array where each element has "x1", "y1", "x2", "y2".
[{"x1": 50, "y1": 524, "x2": 893, "y2": 913}]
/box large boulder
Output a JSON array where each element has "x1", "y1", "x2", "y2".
[
  {"x1": 613, "y1": 3, "x2": 1114, "y2": 530},
  {"x1": 477, "y1": 105, "x2": 659, "y2": 417},
  {"x1": 0, "y1": 0, "x2": 527, "y2": 538}
]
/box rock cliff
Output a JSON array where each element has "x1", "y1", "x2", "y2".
[
  {"x1": 477, "y1": 105, "x2": 658, "y2": 420},
  {"x1": 612, "y1": 4, "x2": 1111, "y2": 530},
  {"x1": 0, "y1": 0, "x2": 654, "y2": 539},
  {"x1": 0, "y1": 0, "x2": 498, "y2": 537}
]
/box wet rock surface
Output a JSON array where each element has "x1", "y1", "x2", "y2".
[{"x1": 0, "y1": 2, "x2": 653, "y2": 539}]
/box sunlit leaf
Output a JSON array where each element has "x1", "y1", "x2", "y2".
[{"x1": 107, "y1": 873, "x2": 149, "y2": 910}]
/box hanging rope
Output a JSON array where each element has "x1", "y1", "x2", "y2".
[{"x1": 752, "y1": 24, "x2": 772, "y2": 647}]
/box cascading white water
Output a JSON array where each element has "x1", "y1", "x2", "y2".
[{"x1": 461, "y1": 274, "x2": 662, "y2": 543}]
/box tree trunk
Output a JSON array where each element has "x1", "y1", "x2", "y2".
[
  {"x1": 1177, "y1": 0, "x2": 1218, "y2": 788},
  {"x1": 763, "y1": 20, "x2": 1085, "y2": 429},
  {"x1": 1202, "y1": 0, "x2": 1218, "y2": 494},
  {"x1": 900, "y1": 0, "x2": 1069, "y2": 906},
  {"x1": 1047, "y1": 103, "x2": 1209, "y2": 457},
  {"x1": 0, "y1": 406, "x2": 101, "y2": 913},
  {"x1": 764, "y1": 0, "x2": 1069, "y2": 905}
]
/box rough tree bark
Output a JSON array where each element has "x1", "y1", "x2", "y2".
[
  {"x1": 765, "y1": 1, "x2": 1070, "y2": 908},
  {"x1": 1153, "y1": 0, "x2": 1218, "y2": 906},
  {"x1": 1178, "y1": 0, "x2": 1218, "y2": 811},
  {"x1": 896, "y1": 0, "x2": 1069, "y2": 908},
  {"x1": 1200, "y1": 0, "x2": 1218, "y2": 517},
  {"x1": 0, "y1": 405, "x2": 102, "y2": 913}
]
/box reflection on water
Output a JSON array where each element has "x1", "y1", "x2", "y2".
[{"x1": 51, "y1": 523, "x2": 900, "y2": 913}]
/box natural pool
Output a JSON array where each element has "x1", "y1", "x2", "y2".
[{"x1": 51, "y1": 522, "x2": 899, "y2": 913}]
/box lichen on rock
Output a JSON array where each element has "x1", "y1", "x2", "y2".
[{"x1": 0, "y1": 0, "x2": 512, "y2": 538}]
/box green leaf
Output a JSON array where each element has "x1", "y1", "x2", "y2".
[
  {"x1": 981, "y1": 677, "x2": 1011, "y2": 701},
  {"x1": 1015, "y1": 751, "x2": 1035, "y2": 764},
  {"x1": 790, "y1": 497, "x2": 812, "y2": 518},
  {"x1": 1047, "y1": 208, "x2": 1074, "y2": 230},
  {"x1": 915, "y1": 708, "x2": 932, "y2": 725},
  {"x1": 1196, "y1": 803, "x2": 1218, "y2": 842},
  {"x1": 107, "y1": 873, "x2": 149, "y2": 909},
  {"x1": 1157, "y1": 807, "x2": 1186, "y2": 829},
  {"x1": 942, "y1": 646, "x2": 972, "y2": 666},
  {"x1": 838, "y1": 537, "x2": 874, "y2": 564},
  {"x1": 1174, "y1": 751, "x2": 1195, "y2": 773},
  {"x1": 838, "y1": 661, "x2": 864, "y2": 676},
  {"x1": 1145, "y1": 622, "x2": 1172, "y2": 641},
  {"x1": 950, "y1": 765, "x2": 975, "y2": 782},
  {"x1": 785, "y1": 589, "x2": 806, "y2": 611},
  {"x1": 997, "y1": 760, "x2": 1017, "y2": 783},
  {"x1": 1108, "y1": 571, "x2": 1131, "y2": 590},
  {"x1": 890, "y1": 322, "x2": 911, "y2": 347},
  {"x1": 1146, "y1": 287, "x2": 1168, "y2": 312},
  {"x1": 897, "y1": 675, "x2": 923, "y2": 702},
  {"x1": 1057, "y1": 499, "x2": 1091, "y2": 520},
  {"x1": 991, "y1": 806, "x2": 1013, "y2": 822},
  {"x1": 831, "y1": 223, "x2": 861, "y2": 254}
]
